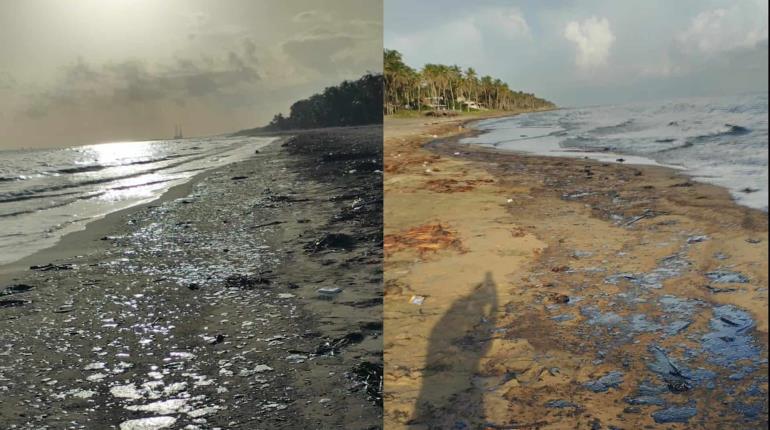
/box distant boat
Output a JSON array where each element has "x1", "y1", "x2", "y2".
[{"x1": 174, "y1": 124, "x2": 183, "y2": 139}]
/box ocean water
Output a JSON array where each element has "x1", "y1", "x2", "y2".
[
  {"x1": 0, "y1": 136, "x2": 277, "y2": 266},
  {"x1": 462, "y1": 93, "x2": 768, "y2": 211}
]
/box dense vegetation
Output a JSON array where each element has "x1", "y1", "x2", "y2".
[
  {"x1": 264, "y1": 73, "x2": 383, "y2": 131},
  {"x1": 384, "y1": 49, "x2": 555, "y2": 115}
]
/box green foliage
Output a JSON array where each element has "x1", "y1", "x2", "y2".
[
  {"x1": 384, "y1": 49, "x2": 555, "y2": 115},
  {"x1": 265, "y1": 73, "x2": 383, "y2": 131}
]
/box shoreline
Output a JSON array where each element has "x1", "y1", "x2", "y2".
[
  {"x1": 383, "y1": 111, "x2": 767, "y2": 428},
  {"x1": 456, "y1": 111, "x2": 768, "y2": 213},
  {"x1": 0, "y1": 136, "x2": 289, "y2": 279}
]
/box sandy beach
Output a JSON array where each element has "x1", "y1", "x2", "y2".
[
  {"x1": 0, "y1": 126, "x2": 383, "y2": 429},
  {"x1": 383, "y1": 114, "x2": 768, "y2": 429}
]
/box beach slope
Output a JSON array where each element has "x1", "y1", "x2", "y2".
[
  {"x1": 0, "y1": 126, "x2": 383, "y2": 429},
  {"x1": 383, "y1": 115, "x2": 767, "y2": 429}
]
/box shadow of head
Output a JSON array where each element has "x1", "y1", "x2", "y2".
[{"x1": 409, "y1": 271, "x2": 499, "y2": 429}]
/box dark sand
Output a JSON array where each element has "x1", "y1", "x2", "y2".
[{"x1": 0, "y1": 126, "x2": 383, "y2": 429}]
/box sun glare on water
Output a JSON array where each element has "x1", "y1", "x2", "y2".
[{"x1": 83, "y1": 141, "x2": 157, "y2": 165}]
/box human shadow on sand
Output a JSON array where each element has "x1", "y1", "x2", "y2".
[{"x1": 409, "y1": 272, "x2": 499, "y2": 429}]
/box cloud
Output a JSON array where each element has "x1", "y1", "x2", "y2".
[
  {"x1": 564, "y1": 16, "x2": 615, "y2": 69},
  {"x1": 677, "y1": 3, "x2": 768, "y2": 56},
  {"x1": 477, "y1": 8, "x2": 531, "y2": 40},
  {"x1": 281, "y1": 18, "x2": 382, "y2": 76},
  {"x1": 23, "y1": 45, "x2": 261, "y2": 119},
  {"x1": 0, "y1": 71, "x2": 15, "y2": 90},
  {"x1": 386, "y1": 6, "x2": 532, "y2": 72},
  {"x1": 292, "y1": 10, "x2": 332, "y2": 23}
]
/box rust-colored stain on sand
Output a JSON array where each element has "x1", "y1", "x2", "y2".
[
  {"x1": 424, "y1": 178, "x2": 494, "y2": 193},
  {"x1": 384, "y1": 223, "x2": 466, "y2": 257}
]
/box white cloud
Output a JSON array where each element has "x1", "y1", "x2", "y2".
[
  {"x1": 677, "y1": 3, "x2": 768, "y2": 55},
  {"x1": 475, "y1": 8, "x2": 531, "y2": 40},
  {"x1": 564, "y1": 16, "x2": 615, "y2": 69}
]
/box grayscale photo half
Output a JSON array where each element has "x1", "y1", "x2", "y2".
[{"x1": 0, "y1": 1, "x2": 383, "y2": 429}]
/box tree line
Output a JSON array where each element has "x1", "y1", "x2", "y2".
[
  {"x1": 384, "y1": 49, "x2": 554, "y2": 115},
  {"x1": 263, "y1": 73, "x2": 383, "y2": 131}
]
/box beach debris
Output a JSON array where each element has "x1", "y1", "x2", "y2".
[
  {"x1": 651, "y1": 405, "x2": 697, "y2": 424},
  {"x1": 53, "y1": 304, "x2": 75, "y2": 313},
  {"x1": 624, "y1": 395, "x2": 666, "y2": 406},
  {"x1": 746, "y1": 238, "x2": 762, "y2": 244},
  {"x1": 410, "y1": 295, "x2": 426, "y2": 305},
  {"x1": 239, "y1": 365, "x2": 273, "y2": 376},
  {"x1": 224, "y1": 273, "x2": 272, "y2": 289},
  {"x1": 571, "y1": 250, "x2": 593, "y2": 258},
  {"x1": 664, "y1": 320, "x2": 691, "y2": 336},
  {"x1": 547, "y1": 293, "x2": 570, "y2": 304},
  {"x1": 307, "y1": 233, "x2": 356, "y2": 252},
  {"x1": 703, "y1": 284, "x2": 738, "y2": 293},
  {"x1": 250, "y1": 220, "x2": 284, "y2": 230},
  {"x1": 705, "y1": 270, "x2": 749, "y2": 284},
  {"x1": 583, "y1": 371, "x2": 624, "y2": 392},
  {"x1": 550, "y1": 314, "x2": 574, "y2": 322},
  {"x1": 317, "y1": 287, "x2": 342, "y2": 298},
  {"x1": 0, "y1": 284, "x2": 34, "y2": 296},
  {"x1": 349, "y1": 361, "x2": 383, "y2": 406},
  {"x1": 580, "y1": 306, "x2": 623, "y2": 326},
  {"x1": 701, "y1": 305, "x2": 759, "y2": 367},
  {"x1": 545, "y1": 400, "x2": 581, "y2": 409},
  {"x1": 0, "y1": 299, "x2": 29, "y2": 308},
  {"x1": 209, "y1": 334, "x2": 226, "y2": 345},
  {"x1": 230, "y1": 175, "x2": 248, "y2": 180},
  {"x1": 616, "y1": 158, "x2": 625, "y2": 162},
  {"x1": 686, "y1": 235, "x2": 709, "y2": 244},
  {"x1": 316, "y1": 332, "x2": 365, "y2": 355},
  {"x1": 623, "y1": 208, "x2": 658, "y2": 226},
  {"x1": 277, "y1": 293, "x2": 295, "y2": 299},
  {"x1": 29, "y1": 263, "x2": 74, "y2": 271},
  {"x1": 285, "y1": 354, "x2": 307, "y2": 363},
  {"x1": 562, "y1": 191, "x2": 594, "y2": 200},
  {"x1": 119, "y1": 416, "x2": 177, "y2": 430}
]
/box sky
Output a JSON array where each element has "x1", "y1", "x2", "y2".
[
  {"x1": 385, "y1": 0, "x2": 768, "y2": 107},
  {"x1": 0, "y1": 0, "x2": 382, "y2": 149}
]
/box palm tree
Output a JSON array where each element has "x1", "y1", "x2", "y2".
[{"x1": 383, "y1": 49, "x2": 555, "y2": 115}]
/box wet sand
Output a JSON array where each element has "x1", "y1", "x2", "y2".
[
  {"x1": 0, "y1": 126, "x2": 383, "y2": 429},
  {"x1": 383, "y1": 114, "x2": 768, "y2": 429}
]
